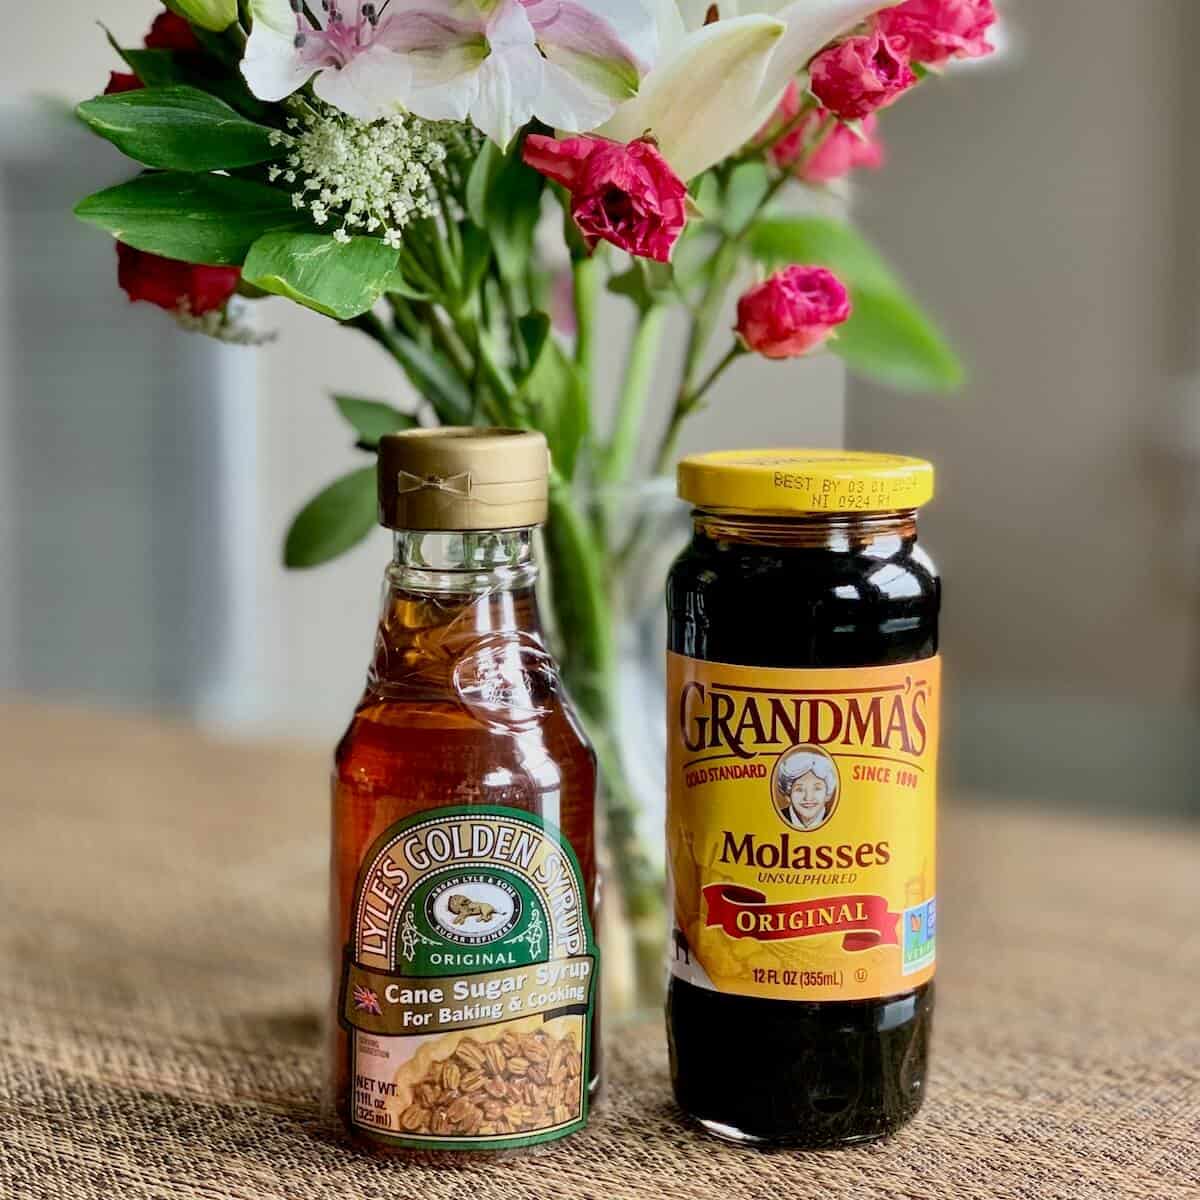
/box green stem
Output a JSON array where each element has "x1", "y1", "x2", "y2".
[
  {"x1": 688, "y1": 344, "x2": 747, "y2": 411},
  {"x1": 651, "y1": 239, "x2": 741, "y2": 479},
  {"x1": 747, "y1": 113, "x2": 839, "y2": 231},
  {"x1": 599, "y1": 305, "x2": 667, "y2": 487},
  {"x1": 543, "y1": 478, "x2": 662, "y2": 957},
  {"x1": 396, "y1": 247, "x2": 441, "y2": 297},
  {"x1": 572, "y1": 254, "x2": 600, "y2": 391},
  {"x1": 386, "y1": 295, "x2": 423, "y2": 341}
]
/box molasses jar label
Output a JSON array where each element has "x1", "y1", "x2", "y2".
[
  {"x1": 667, "y1": 656, "x2": 940, "y2": 1002},
  {"x1": 340, "y1": 806, "x2": 597, "y2": 1150}
]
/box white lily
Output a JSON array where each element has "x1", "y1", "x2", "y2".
[{"x1": 599, "y1": 0, "x2": 900, "y2": 180}]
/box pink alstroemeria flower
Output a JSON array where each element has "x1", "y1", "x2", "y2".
[
  {"x1": 388, "y1": 0, "x2": 657, "y2": 148},
  {"x1": 242, "y1": 0, "x2": 420, "y2": 119},
  {"x1": 243, "y1": 0, "x2": 657, "y2": 147}
]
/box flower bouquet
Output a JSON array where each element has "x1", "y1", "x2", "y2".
[{"x1": 74, "y1": 0, "x2": 995, "y2": 1002}]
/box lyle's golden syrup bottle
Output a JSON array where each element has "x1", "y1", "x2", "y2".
[
  {"x1": 666, "y1": 451, "x2": 941, "y2": 1147},
  {"x1": 331, "y1": 429, "x2": 599, "y2": 1157}
]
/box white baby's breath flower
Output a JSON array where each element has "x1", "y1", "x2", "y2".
[{"x1": 271, "y1": 101, "x2": 448, "y2": 250}]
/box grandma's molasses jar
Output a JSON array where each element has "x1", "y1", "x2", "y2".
[{"x1": 666, "y1": 450, "x2": 940, "y2": 1148}]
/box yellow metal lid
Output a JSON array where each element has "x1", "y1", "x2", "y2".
[{"x1": 677, "y1": 449, "x2": 935, "y2": 515}]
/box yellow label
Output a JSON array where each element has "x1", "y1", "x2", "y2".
[{"x1": 667, "y1": 654, "x2": 939, "y2": 1002}]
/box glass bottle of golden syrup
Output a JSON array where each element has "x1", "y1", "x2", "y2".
[
  {"x1": 331, "y1": 428, "x2": 599, "y2": 1157},
  {"x1": 665, "y1": 451, "x2": 941, "y2": 1147}
]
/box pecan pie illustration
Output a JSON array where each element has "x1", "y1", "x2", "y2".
[{"x1": 389, "y1": 1015, "x2": 584, "y2": 1138}]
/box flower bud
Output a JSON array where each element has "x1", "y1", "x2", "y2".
[
  {"x1": 809, "y1": 31, "x2": 917, "y2": 121},
  {"x1": 758, "y1": 84, "x2": 885, "y2": 183},
  {"x1": 163, "y1": 0, "x2": 237, "y2": 33},
  {"x1": 736, "y1": 267, "x2": 852, "y2": 360}
]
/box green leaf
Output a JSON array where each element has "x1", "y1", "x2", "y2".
[
  {"x1": 114, "y1": 48, "x2": 184, "y2": 88},
  {"x1": 749, "y1": 215, "x2": 901, "y2": 292},
  {"x1": 748, "y1": 216, "x2": 964, "y2": 392},
  {"x1": 466, "y1": 138, "x2": 544, "y2": 283},
  {"x1": 607, "y1": 258, "x2": 675, "y2": 314},
  {"x1": 333, "y1": 395, "x2": 417, "y2": 449},
  {"x1": 75, "y1": 172, "x2": 309, "y2": 266},
  {"x1": 284, "y1": 467, "x2": 378, "y2": 569},
  {"x1": 516, "y1": 312, "x2": 587, "y2": 479},
  {"x1": 830, "y1": 290, "x2": 964, "y2": 392},
  {"x1": 382, "y1": 270, "x2": 431, "y2": 302},
  {"x1": 113, "y1": 47, "x2": 271, "y2": 119},
  {"x1": 243, "y1": 234, "x2": 399, "y2": 320},
  {"x1": 459, "y1": 223, "x2": 493, "y2": 300},
  {"x1": 77, "y1": 86, "x2": 277, "y2": 172},
  {"x1": 163, "y1": 0, "x2": 238, "y2": 31},
  {"x1": 389, "y1": 333, "x2": 474, "y2": 426}
]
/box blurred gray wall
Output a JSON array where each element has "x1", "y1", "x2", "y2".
[{"x1": 849, "y1": 0, "x2": 1200, "y2": 815}]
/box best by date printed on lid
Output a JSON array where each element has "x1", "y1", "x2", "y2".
[{"x1": 677, "y1": 450, "x2": 935, "y2": 516}]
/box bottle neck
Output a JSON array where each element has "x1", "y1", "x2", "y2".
[
  {"x1": 388, "y1": 529, "x2": 539, "y2": 595},
  {"x1": 368, "y1": 529, "x2": 544, "y2": 698},
  {"x1": 693, "y1": 509, "x2": 919, "y2": 554}
]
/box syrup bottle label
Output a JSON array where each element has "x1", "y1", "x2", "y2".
[{"x1": 341, "y1": 806, "x2": 597, "y2": 1149}]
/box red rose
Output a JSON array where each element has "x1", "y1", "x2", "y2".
[
  {"x1": 809, "y1": 30, "x2": 917, "y2": 121},
  {"x1": 736, "y1": 267, "x2": 852, "y2": 360},
  {"x1": 523, "y1": 134, "x2": 689, "y2": 264},
  {"x1": 104, "y1": 72, "x2": 143, "y2": 95},
  {"x1": 116, "y1": 243, "x2": 240, "y2": 316},
  {"x1": 876, "y1": 0, "x2": 997, "y2": 67},
  {"x1": 144, "y1": 12, "x2": 201, "y2": 52}
]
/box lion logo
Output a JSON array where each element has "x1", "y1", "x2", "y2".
[{"x1": 446, "y1": 894, "x2": 506, "y2": 927}]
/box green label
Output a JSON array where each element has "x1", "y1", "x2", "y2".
[{"x1": 341, "y1": 806, "x2": 597, "y2": 1151}]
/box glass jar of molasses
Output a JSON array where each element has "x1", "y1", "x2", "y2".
[{"x1": 665, "y1": 450, "x2": 941, "y2": 1148}]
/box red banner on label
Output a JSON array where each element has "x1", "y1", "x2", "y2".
[{"x1": 703, "y1": 884, "x2": 900, "y2": 952}]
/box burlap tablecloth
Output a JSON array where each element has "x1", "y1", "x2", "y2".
[{"x1": 0, "y1": 702, "x2": 1196, "y2": 1200}]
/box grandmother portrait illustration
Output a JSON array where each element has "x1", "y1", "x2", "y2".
[
  {"x1": 70, "y1": 0, "x2": 995, "y2": 1002},
  {"x1": 773, "y1": 746, "x2": 840, "y2": 831}
]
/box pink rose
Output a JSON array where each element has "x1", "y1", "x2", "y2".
[
  {"x1": 876, "y1": 0, "x2": 997, "y2": 67},
  {"x1": 736, "y1": 267, "x2": 852, "y2": 360},
  {"x1": 117, "y1": 243, "x2": 240, "y2": 316},
  {"x1": 809, "y1": 30, "x2": 917, "y2": 121},
  {"x1": 522, "y1": 134, "x2": 689, "y2": 264},
  {"x1": 763, "y1": 83, "x2": 885, "y2": 183}
]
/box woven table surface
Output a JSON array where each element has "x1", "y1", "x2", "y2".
[{"x1": 0, "y1": 701, "x2": 1196, "y2": 1200}]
